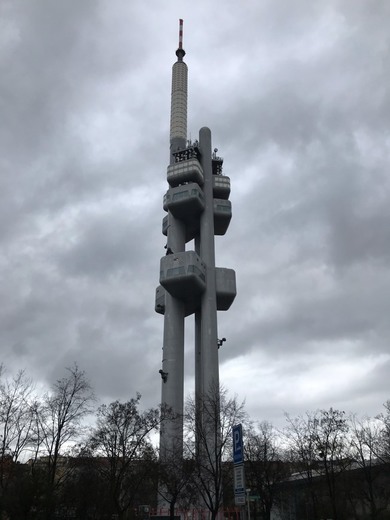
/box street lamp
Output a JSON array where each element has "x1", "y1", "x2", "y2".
[{"x1": 246, "y1": 489, "x2": 251, "y2": 520}]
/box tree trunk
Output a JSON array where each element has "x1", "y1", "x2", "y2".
[{"x1": 170, "y1": 500, "x2": 176, "y2": 520}]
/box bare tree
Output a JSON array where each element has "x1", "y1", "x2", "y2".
[
  {"x1": 284, "y1": 411, "x2": 321, "y2": 519},
  {"x1": 245, "y1": 421, "x2": 289, "y2": 520},
  {"x1": 88, "y1": 394, "x2": 160, "y2": 520},
  {"x1": 34, "y1": 364, "x2": 94, "y2": 518},
  {"x1": 0, "y1": 367, "x2": 36, "y2": 518},
  {"x1": 0, "y1": 367, "x2": 35, "y2": 464},
  {"x1": 348, "y1": 413, "x2": 390, "y2": 520},
  {"x1": 284, "y1": 408, "x2": 350, "y2": 520},
  {"x1": 375, "y1": 400, "x2": 390, "y2": 463},
  {"x1": 157, "y1": 451, "x2": 195, "y2": 520},
  {"x1": 157, "y1": 404, "x2": 195, "y2": 518},
  {"x1": 185, "y1": 384, "x2": 246, "y2": 520}
]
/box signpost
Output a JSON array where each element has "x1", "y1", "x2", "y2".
[
  {"x1": 234, "y1": 465, "x2": 245, "y2": 494},
  {"x1": 232, "y1": 424, "x2": 245, "y2": 507},
  {"x1": 233, "y1": 424, "x2": 244, "y2": 464}
]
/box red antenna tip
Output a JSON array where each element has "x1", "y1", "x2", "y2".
[{"x1": 179, "y1": 19, "x2": 183, "y2": 49}]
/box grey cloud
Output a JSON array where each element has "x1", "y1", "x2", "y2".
[
  {"x1": 56, "y1": 213, "x2": 154, "y2": 278},
  {"x1": 1, "y1": 0, "x2": 390, "y2": 427}
]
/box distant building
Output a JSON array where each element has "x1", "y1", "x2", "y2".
[{"x1": 271, "y1": 460, "x2": 390, "y2": 520}]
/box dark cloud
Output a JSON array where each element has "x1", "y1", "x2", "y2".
[{"x1": 0, "y1": 0, "x2": 389, "y2": 426}]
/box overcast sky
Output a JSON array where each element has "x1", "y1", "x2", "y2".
[{"x1": 1, "y1": 0, "x2": 389, "y2": 427}]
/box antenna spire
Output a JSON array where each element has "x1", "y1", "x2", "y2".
[
  {"x1": 179, "y1": 19, "x2": 183, "y2": 49},
  {"x1": 176, "y1": 19, "x2": 185, "y2": 60}
]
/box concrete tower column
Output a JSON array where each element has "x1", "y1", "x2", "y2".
[
  {"x1": 198, "y1": 127, "x2": 219, "y2": 398},
  {"x1": 160, "y1": 37, "x2": 187, "y2": 462}
]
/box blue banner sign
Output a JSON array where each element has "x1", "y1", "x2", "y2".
[{"x1": 232, "y1": 424, "x2": 243, "y2": 464}]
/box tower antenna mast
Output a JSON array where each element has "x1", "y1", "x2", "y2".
[
  {"x1": 179, "y1": 18, "x2": 183, "y2": 49},
  {"x1": 176, "y1": 18, "x2": 185, "y2": 60}
]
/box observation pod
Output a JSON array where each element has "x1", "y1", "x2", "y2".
[
  {"x1": 155, "y1": 286, "x2": 165, "y2": 315},
  {"x1": 214, "y1": 199, "x2": 232, "y2": 235},
  {"x1": 162, "y1": 195, "x2": 232, "y2": 237},
  {"x1": 162, "y1": 214, "x2": 200, "y2": 243},
  {"x1": 216, "y1": 268, "x2": 236, "y2": 310},
  {"x1": 213, "y1": 174, "x2": 231, "y2": 199},
  {"x1": 163, "y1": 183, "x2": 204, "y2": 219},
  {"x1": 159, "y1": 250, "x2": 206, "y2": 301},
  {"x1": 155, "y1": 267, "x2": 236, "y2": 315},
  {"x1": 167, "y1": 154, "x2": 204, "y2": 187},
  {"x1": 155, "y1": 285, "x2": 200, "y2": 317}
]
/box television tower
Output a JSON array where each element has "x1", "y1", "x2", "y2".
[{"x1": 156, "y1": 19, "x2": 236, "y2": 498}]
